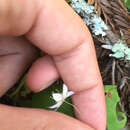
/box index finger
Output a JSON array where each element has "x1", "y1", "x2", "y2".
[
  {"x1": 26, "y1": 0, "x2": 106, "y2": 130},
  {"x1": 53, "y1": 42, "x2": 106, "y2": 130}
]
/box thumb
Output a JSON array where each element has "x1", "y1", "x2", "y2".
[{"x1": 0, "y1": 104, "x2": 94, "y2": 130}]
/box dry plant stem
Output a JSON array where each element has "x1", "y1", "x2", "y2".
[
  {"x1": 116, "y1": 62, "x2": 125, "y2": 77},
  {"x1": 90, "y1": 0, "x2": 130, "y2": 44},
  {"x1": 112, "y1": 59, "x2": 116, "y2": 85},
  {"x1": 102, "y1": 59, "x2": 112, "y2": 76},
  {"x1": 116, "y1": 62, "x2": 130, "y2": 86},
  {"x1": 119, "y1": 77, "x2": 127, "y2": 90},
  {"x1": 119, "y1": 77, "x2": 130, "y2": 90}
]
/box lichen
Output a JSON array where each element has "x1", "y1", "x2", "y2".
[
  {"x1": 110, "y1": 40, "x2": 130, "y2": 60},
  {"x1": 70, "y1": 0, "x2": 130, "y2": 61},
  {"x1": 70, "y1": 0, "x2": 108, "y2": 36}
]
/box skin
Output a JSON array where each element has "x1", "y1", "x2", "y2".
[{"x1": 0, "y1": 0, "x2": 106, "y2": 130}]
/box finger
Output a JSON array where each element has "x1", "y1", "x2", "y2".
[
  {"x1": 26, "y1": 55, "x2": 59, "y2": 92},
  {"x1": 26, "y1": 49, "x2": 105, "y2": 129},
  {"x1": 53, "y1": 42, "x2": 106, "y2": 130},
  {"x1": 25, "y1": 0, "x2": 106, "y2": 129},
  {"x1": 26, "y1": 0, "x2": 88, "y2": 55},
  {"x1": 0, "y1": 104, "x2": 94, "y2": 130},
  {"x1": 0, "y1": 36, "x2": 38, "y2": 97}
]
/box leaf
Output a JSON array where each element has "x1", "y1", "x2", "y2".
[
  {"x1": 32, "y1": 83, "x2": 75, "y2": 117},
  {"x1": 124, "y1": 0, "x2": 130, "y2": 9},
  {"x1": 31, "y1": 84, "x2": 127, "y2": 130},
  {"x1": 104, "y1": 85, "x2": 127, "y2": 130}
]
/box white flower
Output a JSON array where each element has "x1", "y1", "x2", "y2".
[{"x1": 49, "y1": 84, "x2": 74, "y2": 109}]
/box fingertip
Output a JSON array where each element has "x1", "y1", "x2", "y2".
[
  {"x1": 26, "y1": 55, "x2": 59, "y2": 92},
  {"x1": 73, "y1": 87, "x2": 106, "y2": 130},
  {"x1": 53, "y1": 42, "x2": 106, "y2": 130}
]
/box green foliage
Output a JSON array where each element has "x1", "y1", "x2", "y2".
[
  {"x1": 124, "y1": 0, "x2": 130, "y2": 9},
  {"x1": 104, "y1": 85, "x2": 127, "y2": 130},
  {"x1": 7, "y1": 76, "x2": 127, "y2": 129},
  {"x1": 32, "y1": 83, "x2": 75, "y2": 117},
  {"x1": 33, "y1": 85, "x2": 127, "y2": 130}
]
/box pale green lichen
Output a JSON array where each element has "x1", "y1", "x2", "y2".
[
  {"x1": 110, "y1": 40, "x2": 130, "y2": 60},
  {"x1": 70, "y1": 0, "x2": 130, "y2": 61},
  {"x1": 70, "y1": 0, "x2": 108, "y2": 36}
]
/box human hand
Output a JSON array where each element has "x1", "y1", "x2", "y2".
[{"x1": 0, "y1": 0, "x2": 106, "y2": 130}]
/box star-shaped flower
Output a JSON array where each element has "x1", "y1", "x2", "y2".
[{"x1": 49, "y1": 84, "x2": 74, "y2": 109}]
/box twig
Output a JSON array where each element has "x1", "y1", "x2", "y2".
[
  {"x1": 119, "y1": 77, "x2": 127, "y2": 90},
  {"x1": 112, "y1": 59, "x2": 116, "y2": 85},
  {"x1": 119, "y1": 76, "x2": 130, "y2": 90},
  {"x1": 116, "y1": 62, "x2": 125, "y2": 77}
]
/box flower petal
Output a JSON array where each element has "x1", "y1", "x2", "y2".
[
  {"x1": 63, "y1": 84, "x2": 68, "y2": 97},
  {"x1": 49, "y1": 103, "x2": 60, "y2": 109},
  {"x1": 52, "y1": 93, "x2": 62, "y2": 102},
  {"x1": 49, "y1": 101, "x2": 62, "y2": 109},
  {"x1": 66, "y1": 91, "x2": 75, "y2": 98}
]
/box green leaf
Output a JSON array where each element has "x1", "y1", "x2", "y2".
[
  {"x1": 32, "y1": 84, "x2": 127, "y2": 129},
  {"x1": 104, "y1": 85, "x2": 127, "y2": 130},
  {"x1": 32, "y1": 83, "x2": 75, "y2": 117},
  {"x1": 124, "y1": 0, "x2": 130, "y2": 9}
]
